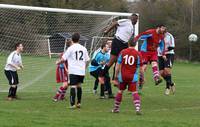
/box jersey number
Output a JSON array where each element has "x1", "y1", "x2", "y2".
[
  {"x1": 123, "y1": 55, "x2": 135, "y2": 65},
  {"x1": 75, "y1": 51, "x2": 83, "y2": 60}
]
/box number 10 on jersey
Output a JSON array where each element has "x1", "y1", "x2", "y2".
[{"x1": 123, "y1": 55, "x2": 135, "y2": 65}]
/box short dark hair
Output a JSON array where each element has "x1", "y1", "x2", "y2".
[
  {"x1": 128, "y1": 40, "x2": 136, "y2": 47},
  {"x1": 131, "y1": 13, "x2": 138, "y2": 17},
  {"x1": 15, "y1": 42, "x2": 22, "y2": 50},
  {"x1": 156, "y1": 24, "x2": 165, "y2": 28},
  {"x1": 72, "y1": 33, "x2": 80, "y2": 43},
  {"x1": 101, "y1": 42, "x2": 108, "y2": 49}
]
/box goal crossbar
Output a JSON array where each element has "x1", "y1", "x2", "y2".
[
  {"x1": 0, "y1": 4, "x2": 139, "y2": 56},
  {"x1": 0, "y1": 4, "x2": 133, "y2": 16}
]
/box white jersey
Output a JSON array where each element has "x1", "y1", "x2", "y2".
[
  {"x1": 158, "y1": 32, "x2": 175, "y2": 56},
  {"x1": 115, "y1": 19, "x2": 134, "y2": 42},
  {"x1": 5, "y1": 51, "x2": 22, "y2": 71},
  {"x1": 62, "y1": 43, "x2": 90, "y2": 76}
]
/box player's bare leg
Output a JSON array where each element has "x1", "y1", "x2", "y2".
[
  {"x1": 138, "y1": 64, "x2": 146, "y2": 93},
  {"x1": 160, "y1": 70, "x2": 165, "y2": 77}
]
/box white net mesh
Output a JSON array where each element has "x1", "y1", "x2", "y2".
[{"x1": 0, "y1": 4, "x2": 133, "y2": 93}]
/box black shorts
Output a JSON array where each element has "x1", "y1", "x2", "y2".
[
  {"x1": 69, "y1": 74, "x2": 84, "y2": 85},
  {"x1": 90, "y1": 68, "x2": 101, "y2": 79},
  {"x1": 111, "y1": 37, "x2": 128, "y2": 56},
  {"x1": 4, "y1": 70, "x2": 19, "y2": 85},
  {"x1": 158, "y1": 54, "x2": 174, "y2": 70}
]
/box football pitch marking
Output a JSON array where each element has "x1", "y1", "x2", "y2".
[
  {"x1": 18, "y1": 65, "x2": 55, "y2": 92},
  {"x1": 151, "y1": 106, "x2": 200, "y2": 112}
]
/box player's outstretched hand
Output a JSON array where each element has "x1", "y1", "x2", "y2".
[
  {"x1": 100, "y1": 61, "x2": 106, "y2": 65},
  {"x1": 56, "y1": 60, "x2": 60, "y2": 65},
  {"x1": 65, "y1": 69, "x2": 69, "y2": 74},
  {"x1": 16, "y1": 66, "x2": 21, "y2": 71},
  {"x1": 103, "y1": 32, "x2": 108, "y2": 36},
  {"x1": 102, "y1": 27, "x2": 108, "y2": 35},
  {"x1": 162, "y1": 55, "x2": 167, "y2": 61},
  {"x1": 20, "y1": 65, "x2": 24, "y2": 70},
  {"x1": 112, "y1": 80, "x2": 119, "y2": 87}
]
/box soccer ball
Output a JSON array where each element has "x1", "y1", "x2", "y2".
[{"x1": 188, "y1": 34, "x2": 198, "y2": 42}]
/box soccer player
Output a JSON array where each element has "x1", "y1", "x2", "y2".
[
  {"x1": 103, "y1": 13, "x2": 138, "y2": 74},
  {"x1": 56, "y1": 33, "x2": 90, "y2": 109},
  {"x1": 4, "y1": 43, "x2": 24, "y2": 100},
  {"x1": 111, "y1": 40, "x2": 144, "y2": 115},
  {"x1": 133, "y1": 24, "x2": 166, "y2": 89},
  {"x1": 91, "y1": 39, "x2": 112, "y2": 95},
  {"x1": 53, "y1": 40, "x2": 73, "y2": 101},
  {"x1": 158, "y1": 31, "x2": 175, "y2": 95},
  {"x1": 89, "y1": 41, "x2": 113, "y2": 98}
]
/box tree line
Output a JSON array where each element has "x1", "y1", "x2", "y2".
[{"x1": 131, "y1": 0, "x2": 200, "y2": 61}]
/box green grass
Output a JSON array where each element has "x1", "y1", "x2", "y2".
[{"x1": 0, "y1": 55, "x2": 200, "y2": 127}]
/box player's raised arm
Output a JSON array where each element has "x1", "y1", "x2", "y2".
[
  {"x1": 138, "y1": 53, "x2": 144, "y2": 85},
  {"x1": 103, "y1": 20, "x2": 118, "y2": 34},
  {"x1": 159, "y1": 39, "x2": 165, "y2": 52},
  {"x1": 56, "y1": 47, "x2": 71, "y2": 65},
  {"x1": 114, "y1": 63, "x2": 120, "y2": 80},
  {"x1": 133, "y1": 30, "x2": 153, "y2": 43}
]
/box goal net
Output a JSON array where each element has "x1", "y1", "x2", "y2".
[{"x1": 0, "y1": 4, "x2": 138, "y2": 93}]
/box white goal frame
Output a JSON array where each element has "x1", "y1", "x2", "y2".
[{"x1": 0, "y1": 4, "x2": 139, "y2": 57}]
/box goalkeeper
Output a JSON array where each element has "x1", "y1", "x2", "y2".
[{"x1": 89, "y1": 41, "x2": 114, "y2": 98}]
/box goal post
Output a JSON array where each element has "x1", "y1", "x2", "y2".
[
  {"x1": 0, "y1": 4, "x2": 139, "y2": 57},
  {"x1": 90, "y1": 36, "x2": 114, "y2": 57},
  {"x1": 0, "y1": 4, "x2": 139, "y2": 92},
  {"x1": 0, "y1": 4, "x2": 133, "y2": 16},
  {"x1": 48, "y1": 32, "x2": 89, "y2": 58}
]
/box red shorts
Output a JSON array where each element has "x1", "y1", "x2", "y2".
[
  {"x1": 140, "y1": 51, "x2": 158, "y2": 64},
  {"x1": 118, "y1": 82, "x2": 138, "y2": 92},
  {"x1": 56, "y1": 67, "x2": 68, "y2": 83}
]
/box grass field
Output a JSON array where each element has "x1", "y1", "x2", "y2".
[{"x1": 0, "y1": 55, "x2": 200, "y2": 127}]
